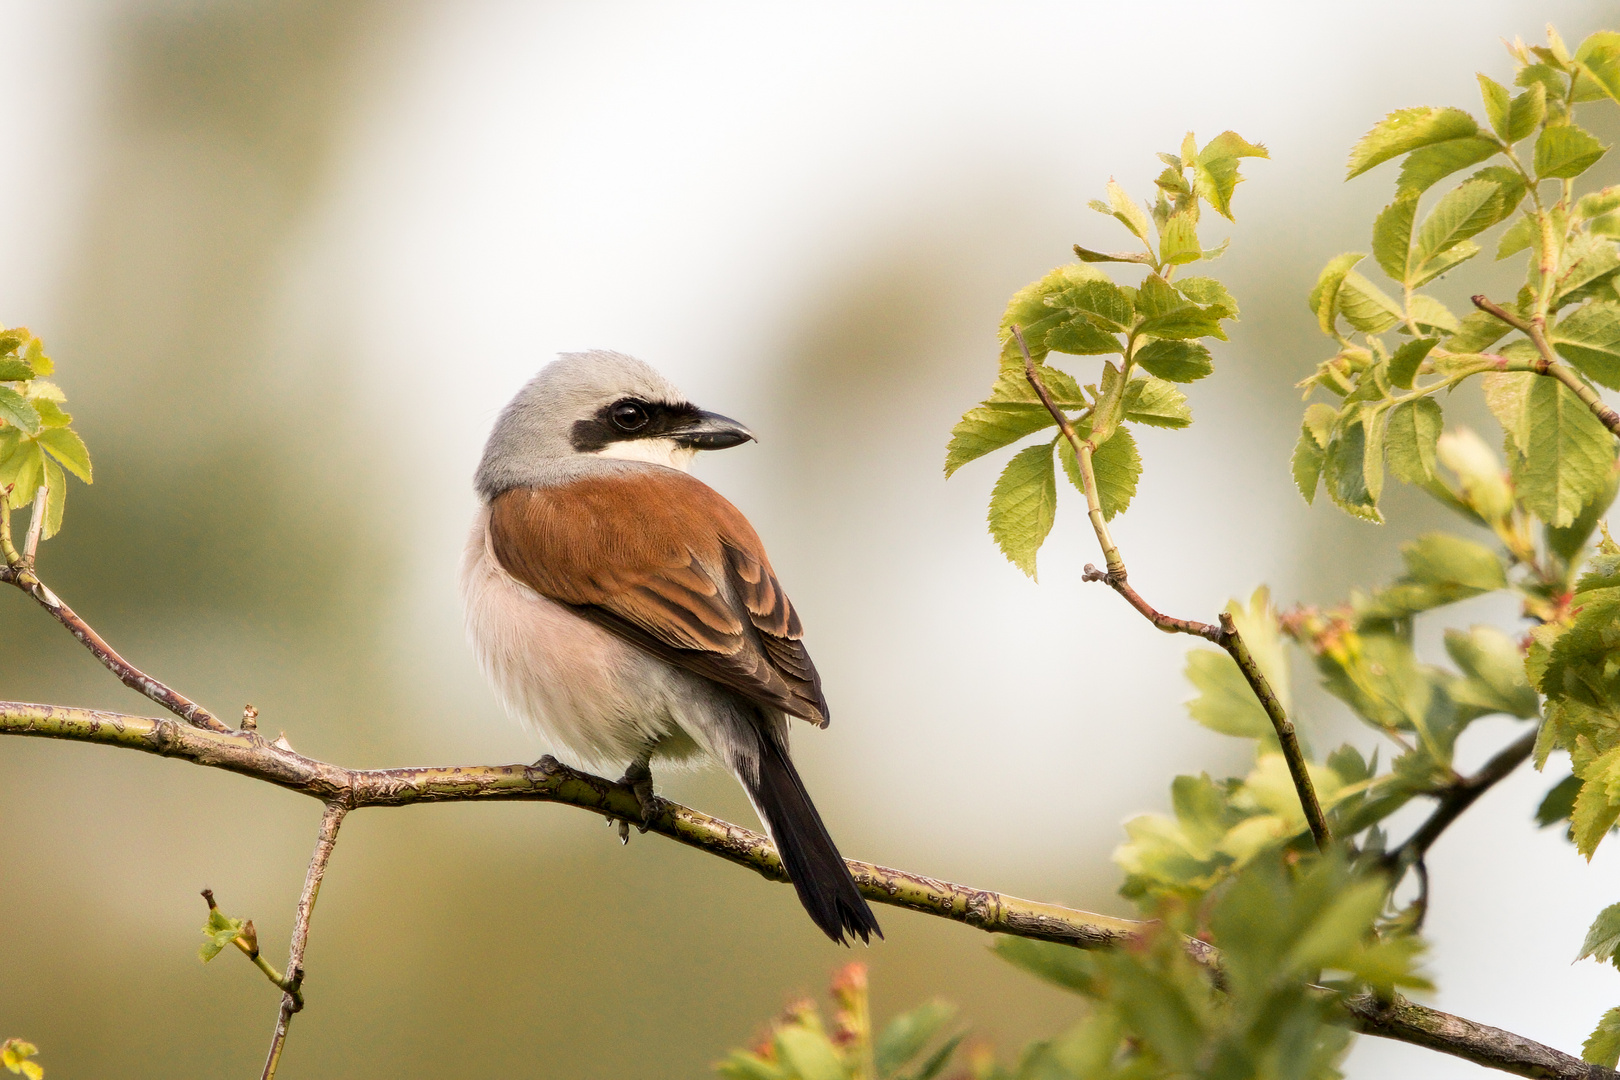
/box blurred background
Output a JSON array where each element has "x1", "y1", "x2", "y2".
[{"x1": 2, "y1": 1, "x2": 1618, "y2": 1076}]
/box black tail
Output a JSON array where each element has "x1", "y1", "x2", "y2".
[{"x1": 744, "y1": 734, "x2": 882, "y2": 945}]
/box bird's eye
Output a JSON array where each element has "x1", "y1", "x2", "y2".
[{"x1": 610, "y1": 400, "x2": 650, "y2": 432}]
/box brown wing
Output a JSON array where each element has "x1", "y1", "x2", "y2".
[{"x1": 488, "y1": 470, "x2": 829, "y2": 725}]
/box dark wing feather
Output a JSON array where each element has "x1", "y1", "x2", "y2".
[{"x1": 488, "y1": 471, "x2": 828, "y2": 724}]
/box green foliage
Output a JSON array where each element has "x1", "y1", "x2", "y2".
[
  {"x1": 1586, "y1": 1007, "x2": 1620, "y2": 1068},
  {"x1": 0, "y1": 327, "x2": 91, "y2": 540},
  {"x1": 947, "y1": 133, "x2": 1262, "y2": 575},
  {"x1": 0, "y1": 1041, "x2": 41, "y2": 1080},
  {"x1": 199, "y1": 905, "x2": 248, "y2": 963},
  {"x1": 991, "y1": 853, "x2": 1427, "y2": 1080},
  {"x1": 716, "y1": 964, "x2": 962, "y2": 1080},
  {"x1": 1299, "y1": 27, "x2": 1620, "y2": 527}
]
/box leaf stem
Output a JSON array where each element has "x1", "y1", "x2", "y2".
[{"x1": 1471, "y1": 294, "x2": 1620, "y2": 435}]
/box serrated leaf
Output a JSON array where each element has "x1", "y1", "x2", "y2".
[
  {"x1": 1337, "y1": 270, "x2": 1403, "y2": 334},
  {"x1": 37, "y1": 427, "x2": 90, "y2": 483},
  {"x1": 1174, "y1": 276, "x2": 1237, "y2": 314},
  {"x1": 1293, "y1": 425, "x2": 1325, "y2": 503},
  {"x1": 1186, "y1": 650, "x2": 1272, "y2": 739},
  {"x1": 1512, "y1": 376, "x2": 1617, "y2": 527},
  {"x1": 0, "y1": 359, "x2": 33, "y2": 381},
  {"x1": 1578, "y1": 187, "x2": 1620, "y2": 221},
  {"x1": 199, "y1": 906, "x2": 246, "y2": 963},
  {"x1": 1409, "y1": 295, "x2": 1460, "y2": 335},
  {"x1": 1052, "y1": 278, "x2": 1135, "y2": 333},
  {"x1": 1585, "y1": 1008, "x2": 1620, "y2": 1068},
  {"x1": 1497, "y1": 214, "x2": 1538, "y2": 260},
  {"x1": 1411, "y1": 180, "x2": 1501, "y2": 273},
  {"x1": 1058, "y1": 427, "x2": 1139, "y2": 521},
  {"x1": 1479, "y1": 74, "x2": 1512, "y2": 136},
  {"x1": 1445, "y1": 625, "x2": 1539, "y2": 717},
  {"x1": 1385, "y1": 397, "x2": 1442, "y2": 484},
  {"x1": 1134, "y1": 339, "x2": 1213, "y2": 382},
  {"x1": 1073, "y1": 243, "x2": 1153, "y2": 265},
  {"x1": 1373, "y1": 195, "x2": 1416, "y2": 281},
  {"x1": 1555, "y1": 235, "x2": 1620, "y2": 309},
  {"x1": 1347, "y1": 106, "x2": 1480, "y2": 179},
  {"x1": 1310, "y1": 253, "x2": 1366, "y2": 335},
  {"x1": 1484, "y1": 370, "x2": 1533, "y2": 453},
  {"x1": 944, "y1": 369, "x2": 1086, "y2": 476},
  {"x1": 33, "y1": 399, "x2": 70, "y2": 429},
  {"x1": 1122, "y1": 375, "x2": 1191, "y2": 428},
  {"x1": 1578, "y1": 902, "x2": 1620, "y2": 965},
  {"x1": 1324, "y1": 412, "x2": 1381, "y2": 520},
  {"x1": 1388, "y1": 338, "x2": 1437, "y2": 388},
  {"x1": 1411, "y1": 240, "x2": 1480, "y2": 288},
  {"x1": 1158, "y1": 210, "x2": 1200, "y2": 266},
  {"x1": 874, "y1": 1001, "x2": 955, "y2": 1077},
  {"x1": 0, "y1": 385, "x2": 41, "y2": 434},
  {"x1": 1395, "y1": 136, "x2": 1499, "y2": 197},
  {"x1": 1362, "y1": 404, "x2": 1388, "y2": 506},
  {"x1": 1536, "y1": 124, "x2": 1608, "y2": 179},
  {"x1": 1508, "y1": 81, "x2": 1548, "y2": 142},
  {"x1": 1553, "y1": 301, "x2": 1620, "y2": 388},
  {"x1": 41, "y1": 457, "x2": 65, "y2": 540},
  {"x1": 0, "y1": 440, "x2": 43, "y2": 510},
  {"x1": 1091, "y1": 361, "x2": 1125, "y2": 444},
  {"x1": 998, "y1": 263, "x2": 1113, "y2": 366},
  {"x1": 1574, "y1": 749, "x2": 1620, "y2": 858},
  {"x1": 988, "y1": 442, "x2": 1057, "y2": 578},
  {"x1": 1104, "y1": 178, "x2": 1153, "y2": 243},
  {"x1": 1192, "y1": 130, "x2": 1267, "y2": 220},
  {"x1": 1449, "y1": 308, "x2": 1514, "y2": 353}
]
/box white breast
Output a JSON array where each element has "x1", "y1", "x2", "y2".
[{"x1": 459, "y1": 505, "x2": 711, "y2": 771}]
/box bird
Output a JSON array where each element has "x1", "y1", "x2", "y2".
[{"x1": 460, "y1": 349, "x2": 881, "y2": 945}]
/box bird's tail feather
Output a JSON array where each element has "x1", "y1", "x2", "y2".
[{"x1": 743, "y1": 734, "x2": 881, "y2": 946}]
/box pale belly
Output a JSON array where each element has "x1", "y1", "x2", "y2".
[{"x1": 459, "y1": 506, "x2": 708, "y2": 771}]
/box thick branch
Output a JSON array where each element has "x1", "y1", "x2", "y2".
[
  {"x1": 0, "y1": 701, "x2": 1606, "y2": 1080},
  {"x1": 0, "y1": 567, "x2": 231, "y2": 733},
  {"x1": 1471, "y1": 294, "x2": 1620, "y2": 436}
]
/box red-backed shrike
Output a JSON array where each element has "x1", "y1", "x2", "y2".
[{"x1": 460, "y1": 351, "x2": 879, "y2": 945}]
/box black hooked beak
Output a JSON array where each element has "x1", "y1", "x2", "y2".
[{"x1": 671, "y1": 410, "x2": 756, "y2": 450}]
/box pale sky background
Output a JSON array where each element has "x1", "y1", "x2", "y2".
[{"x1": 2, "y1": 2, "x2": 1618, "y2": 1077}]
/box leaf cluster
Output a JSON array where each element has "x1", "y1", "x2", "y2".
[
  {"x1": 0, "y1": 1040, "x2": 41, "y2": 1080},
  {"x1": 717, "y1": 963, "x2": 961, "y2": 1080},
  {"x1": 1295, "y1": 27, "x2": 1620, "y2": 528},
  {"x1": 0, "y1": 327, "x2": 91, "y2": 540},
  {"x1": 945, "y1": 133, "x2": 1264, "y2": 577}
]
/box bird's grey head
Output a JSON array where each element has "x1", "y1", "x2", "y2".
[{"x1": 474, "y1": 350, "x2": 754, "y2": 499}]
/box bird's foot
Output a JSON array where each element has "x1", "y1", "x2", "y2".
[{"x1": 612, "y1": 761, "x2": 667, "y2": 844}]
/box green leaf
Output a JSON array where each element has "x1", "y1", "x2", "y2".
[
  {"x1": 1058, "y1": 427, "x2": 1140, "y2": 521},
  {"x1": 199, "y1": 906, "x2": 246, "y2": 963},
  {"x1": 1122, "y1": 375, "x2": 1191, "y2": 428},
  {"x1": 1385, "y1": 397, "x2": 1442, "y2": 483},
  {"x1": 0, "y1": 359, "x2": 33, "y2": 381},
  {"x1": 1347, "y1": 107, "x2": 1480, "y2": 179},
  {"x1": 1293, "y1": 425, "x2": 1326, "y2": 503},
  {"x1": 1507, "y1": 81, "x2": 1548, "y2": 142},
  {"x1": 0, "y1": 440, "x2": 43, "y2": 510},
  {"x1": 1138, "y1": 306, "x2": 1229, "y2": 340},
  {"x1": 1336, "y1": 271, "x2": 1403, "y2": 334},
  {"x1": 1555, "y1": 235, "x2": 1620, "y2": 309},
  {"x1": 1510, "y1": 376, "x2": 1616, "y2": 527},
  {"x1": 42, "y1": 457, "x2": 65, "y2": 540},
  {"x1": 1577, "y1": 187, "x2": 1620, "y2": 221},
  {"x1": 1497, "y1": 214, "x2": 1538, "y2": 260},
  {"x1": 906, "y1": 1034, "x2": 961, "y2": 1080},
  {"x1": 1324, "y1": 411, "x2": 1381, "y2": 520},
  {"x1": 874, "y1": 1001, "x2": 955, "y2": 1077},
  {"x1": 1574, "y1": 748, "x2": 1620, "y2": 858},
  {"x1": 33, "y1": 399, "x2": 71, "y2": 429},
  {"x1": 775, "y1": 1026, "x2": 847, "y2": 1080},
  {"x1": 998, "y1": 263, "x2": 1115, "y2": 366},
  {"x1": 0, "y1": 385, "x2": 41, "y2": 434},
  {"x1": 1584, "y1": 1008, "x2": 1620, "y2": 1069},
  {"x1": 1073, "y1": 244, "x2": 1153, "y2": 265},
  {"x1": 1395, "y1": 136, "x2": 1499, "y2": 197},
  {"x1": 1158, "y1": 210, "x2": 1201, "y2": 266},
  {"x1": 1134, "y1": 339, "x2": 1213, "y2": 382},
  {"x1": 991, "y1": 936, "x2": 1097, "y2": 995},
  {"x1": 37, "y1": 427, "x2": 90, "y2": 483},
  {"x1": 1090, "y1": 361, "x2": 1126, "y2": 444},
  {"x1": 1444, "y1": 625, "x2": 1540, "y2": 718},
  {"x1": 1104, "y1": 178, "x2": 1153, "y2": 242},
  {"x1": 1411, "y1": 240, "x2": 1481, "y2": 289},
  {"x1": 1553, "y1": 301, "x2": 1620, "y2": 388},
  {"x1": 1403, "y1": 532, "x2": 1509, "y2": 593},
  {"x1": 1449, "y1": 308, "x2": 1513, "y2": 352},
  {"x1": 1411, "y1": 180, "x2": 1502, "y2": 273},
  {"x1": 944, "y1": 369, "x2": 1085, "y2": 476},
  {"x1": 1186, "y1": 650, "x2": 1272, "y2": 740},
  {"x1": 1372, "y1": 195, "x2": 1416, "y2": 281},
  {"x1": 1193, "y1": 131, "x2": 1267, "y2": 220},
  {"x1": 1408, "y1": 295, "x2": 1460, "y2": 335},
  {"x1": 1310, "y1": 253, "x2": 1366, "y2": 335},
  {"x1": 1536, "y1": 124, "x2": 1608, "y2": 179},
  {"x1": 1388, "y1": 338, "x2": 1437, "y2": 388},
  {"x1": 1479, "y1": 74, "x2": 1512, "y2": 137},
  {"x1": 1578, "y1": 902, "x2": 1620, "y2": 965},
  {"x1": 1484, "y1": 371, "x2": 1533, "y2": 454},
  {"x1": 988, "y1": 442, "x2": 1057, "y2": 578},
  {"x1": 1538, "y1": 773, "x2": 1581, "y2": 828},
  {"x1": 1052, "y1": 279, "x2": 1136, "y2": 333}
]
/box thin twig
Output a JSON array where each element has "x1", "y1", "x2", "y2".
[
  {"x1": 22, "y1": 486, "x2": 45, "y2": 565},
  {"x1": 261, "y1": 801, "x2": 347, "y2": 1080},
  {"x1": 1385, "y1": 729, "x2": 1538, "y2": 875},
  {"x1": 1471, "y1": 294, "x2": 1620, "y2": 435},
  {"x1": 201, "y1": 888, "x2": 300, "y2": 1004},
  {"x1": 0, "y1": 703, "x2": 1605, "y2": 1079},
  {"x1": 1217, "y1": 612, "x2": 1331, "y2": 849},
  {"x1": 0, "y1": 562, "x2": 231, "y2": 733},
  {"x1": 1014, "y1": 326, "x2": 1123, "y2": 572},
  {"x1": 1014, "y1": 337, "x2": 1328, "y2": 848}
]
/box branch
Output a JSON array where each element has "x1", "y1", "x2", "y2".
[
  {"x1": 261, "y1": 801, "x2": 346, "y2": 1080},
  {"x1": 0, "y1": 701, "x2": 1605, "y2": 1080},
  {"x1": 1471, "y1": 294, "x2": 1620, "y2": 436},
  {"x1": 1015, "y1": 339, "x2": 1330, "y2": 850},
  {"x1": 1386, "y1": 729, "x2": 1538, "y2": 874},
  {"x1": 0, "y1": 561, "x2": 232, "y2": 733}
]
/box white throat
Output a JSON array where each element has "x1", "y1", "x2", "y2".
[{"x1": 593, "y1": 437, "x2": 697, "y2": 472}]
